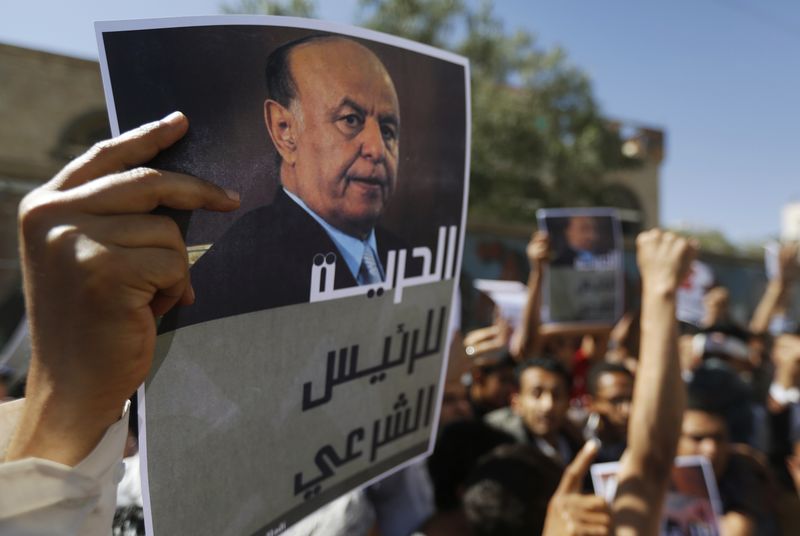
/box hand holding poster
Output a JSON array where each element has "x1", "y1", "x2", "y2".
[
  {"x1": 472, "y1": 278, "x2": 528, "y2": 329},
  {"x1": 96, "y1": 17, "x2": 469, "y2": 535},
  {"x1": 536, "y1": 208, "x2": 623, "y2": 325}
]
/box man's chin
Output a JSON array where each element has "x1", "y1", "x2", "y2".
[{"x1": 333, "y1": 209, "x2": 384, "y2": 239}]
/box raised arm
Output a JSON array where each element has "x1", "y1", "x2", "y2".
[
  {"x1": 6, "y1": 112, "x2": 240, "y2": 466},
  {"x1": 463, "y1": 317, "x2": 512, "y2": 362},
  {"x1": 750, "y1": 242, "x2": 798, "y2": 336},
  {"x1": 612, "y1": 230, "x2": 696, "y2": 535},
  {"x1": 510, "y1": 231, "x2": 549, "y2": 361}
]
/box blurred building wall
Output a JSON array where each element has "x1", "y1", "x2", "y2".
[{"x1": 0, "y1": 43, "x2": 109, "y2": 341}]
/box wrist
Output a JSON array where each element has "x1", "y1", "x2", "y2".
[
  {"x1": 641, "y1": 281, "x2": 678, "y2": 301},
  {"x1": 5, "y1": 386, "x2": 126, "y2": 466},
  {"x1": 528, "y1": 266, "x2": 544, "y2": 282}
]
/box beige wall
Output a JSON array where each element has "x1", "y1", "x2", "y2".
[
  {"x1": 605, "y1": 158, "x2": 661, "y2": 230},
  {"x1": 0, "y1": 43, "x2": 107, "y2": 312}
]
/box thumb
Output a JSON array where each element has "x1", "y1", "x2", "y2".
[{"x1": 555, "y1": 438, "x2": 600, "y2": 495}]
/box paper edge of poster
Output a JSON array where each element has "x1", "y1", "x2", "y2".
[
  {"x1": 136, "y1": 382, "x2": 154, "y2": 536},
  {"x1": 94, "y1": 24, "x2": 120, "y2": 136},
  {"x1": 426, "y1": 55, "x2": 471, "y2": 451},
  {"x1": 674, "y1": 455, "x2": 724, "y2": 520},
  {"x1": 94, "y1": 15, "x2": 469, "y2": 67}
]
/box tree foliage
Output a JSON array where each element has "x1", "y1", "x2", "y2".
[
  {"x1": 222, "y1": 0, "x2": 637, "y2": 226},
  {"x1": 220, "y1": 0, "x2": 316, "y2": 16},
  {"x1": 358, "y1": 0, "x2": 637, "y2": 225}
]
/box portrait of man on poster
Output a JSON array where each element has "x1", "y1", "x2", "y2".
[
  {"x1": 178, "y1": 34, "x2": 415, "y2": 327},
  {"x1": 549, "y1": 214, "x2": 615, "y2": 270}
]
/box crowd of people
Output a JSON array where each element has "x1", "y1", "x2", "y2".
[
  {"x1": 424, "y1": 235, "x2": 800, "y2": 536},
  {"x1": 0, "y1": 85, "x2": 799, "y2": 536}
]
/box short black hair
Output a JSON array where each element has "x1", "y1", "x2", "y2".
[
  {"x1": 265, "y1": 33, "x2": 336, "y2": 107},
  {"x1": 700, "y1": 322, "x2": 751, "y2": 343},
  {"x1": 586, "y1": 362, "x2": 633, "y2": 397},
  {"x1": 475, "y1": 354, "x2": 517, "y2": 376},
  {"x1": 678, "y1": 320, "x2": 701, "y2": 337},
  {"x1": 686, "y1": 360, "x2": 752, "y2": 442},
  {"x1": 516, "y1": 357, "x2": 572, "y2": 391},
  {"x1": 427, "y1": 420, "x2": 515, "y2": 511},
  {"x1": 463, "y1": 443, "x2": 562, "y2": 536}
]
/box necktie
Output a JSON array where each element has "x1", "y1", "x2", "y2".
[{"x1": 358, "y1": 246, "x2": 383, "y2": 285}]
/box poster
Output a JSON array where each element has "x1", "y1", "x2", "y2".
[
  {"x1": 592, "y1": 455, "x2": 722, "y2": 535},
  {"x1": 96, "y1": 17, "x2": 469, "y2": 535},
  {"x1": 537, "y1": 208, "x2": 623, "y2": 325},
  {"x1": 676, "y1": 260, "x2": 714, "y2": 326}
]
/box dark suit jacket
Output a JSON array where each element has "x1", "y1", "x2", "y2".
[{"x1": 161, "y1": 189, "x2": 407, "y2": 333}]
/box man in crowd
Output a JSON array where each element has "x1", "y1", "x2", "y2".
[
  {"x1": 677, "y1": 391, "x2": 774, "y2": 535},
  {"x1": 461, "y1": 318, "x2": 518, "y2": 418},
  {"x1": 177, "y1": 34, "x2": 406, "y2": 327},
  {"x1": 434, "y1": 230, "x2": 698, "y2": 535},
  {"x1": 466, "y1": 355, "x2": 517, "y2": 419},
  {"x1": 485, "y1": 358, "x2": 582, "y2": 466},
  {"x1": 585, "y1": 361, "x2": 634, "y2": 463}
]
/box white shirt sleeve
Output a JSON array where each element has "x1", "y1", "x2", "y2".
[{"x1": 0, "y1": 398, "x2": 129, "y2": 536}]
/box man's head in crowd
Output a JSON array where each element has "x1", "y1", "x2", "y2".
[
  {"x1": 428, "y1": 420, "x2": 515, "y2": 512},
  {"x1": 264, "y1": 35, "x2": 400, "y2": 240},
  {"x1": 564, "y1": 216, "x2": 600, "y2": 253},
  {"x1": 469, "y1": 355, "x2": 517, "y2": 414},
  {"x1": 678, "y1": 369, "x2": 742, "y2": 477},
  {"x1": 686, "y1": 361, "x2": 753, "y2": 445},
  {"x1": 512, "y1": 358, "x2": 571, "y2": 444},
  {"x1": 586, "y1": 362, "x2": 633, "y2": 443},
  {"x1": 462, "y1": 443, "x2": 562, "y2": 536}
]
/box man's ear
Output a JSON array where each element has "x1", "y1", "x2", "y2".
[
  {"x1": 264, "y1": 99, "x2": 297, "y2": 165},
  {"x1": 510, "y1": 392, "x2": 521, "y2": 414}
]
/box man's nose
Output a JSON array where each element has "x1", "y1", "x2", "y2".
[
  {"x1": 618, "y1": 401, "x2": 632, "y2": 421},
  {"x1": 359, "y1": 118, "x2": 385, "y2": 162},
  {"x1": 540, "y1": 392, "x2": 554, "y2": 411},
  {"x1": 699, "y1": 438, "x2": 719, "y2": 460}
]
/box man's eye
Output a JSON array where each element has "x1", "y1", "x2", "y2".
[
  {"x1": 381, "y1": 124, "x2": 397, "y2": 141},
  {"x1": 341, "y1": 114, "x2": 362, "y2": 128}
]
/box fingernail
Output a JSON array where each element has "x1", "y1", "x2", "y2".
[
  {"x1": 223, "y1": 188, "x2": 240, "y2": 202},
  {"x1": 586, "y1": 437, "x2": 601, "y2": 452},
  {"x1": 162, "y1": 111, "x2": 185, "y2": 125}
]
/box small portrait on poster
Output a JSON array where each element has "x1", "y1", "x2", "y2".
[
  {"x1": 99, "y1": 19, "x2": 466, "y2": 332},
  {"x1": 676, "y1": 260, "x2": 714, "y2": 327},
  {"x1": 592, "y1": 456, "x2": 722, "y2": 536},
  {"x1": 537, "y1": 208, "x2": 623, "y2": 325},
  {"x1": 547, "y1": 213, "x2": 616, "y2": 270}
]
